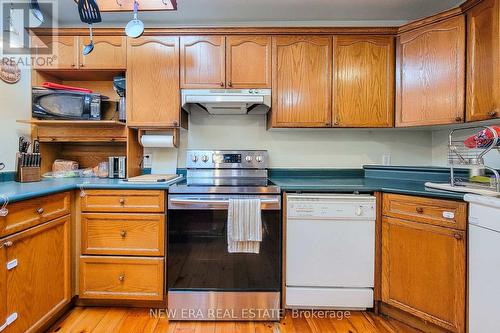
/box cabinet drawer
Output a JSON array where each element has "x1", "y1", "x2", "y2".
[
  {"x1": 0, "y1": 192, "x2": 71, "y2": 237},
  {"x1": 81, "y1": 190, "x2": 165, "y2": 213},
  {"x1": 81, "y1": 213, "x2": 165, "y2": 256},
  {"x1": 382, "y1": 194, "x2": 467, "y2": 230},
  {"x1": 79, "y1": 256, "x2": 164, "y2": 301}
]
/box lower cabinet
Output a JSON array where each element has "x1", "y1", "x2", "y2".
[
  {"x1": 381, "y1": 194, "x2": 466, "y2": 333},
  {"x1": 78, "y1": 190, "x2": 166, "y2": 302},
  {"x1": 0, "y1": 215, "x2": 71, "y2": 333}
]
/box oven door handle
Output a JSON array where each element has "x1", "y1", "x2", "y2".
[{"x1": 169, "y1": 198, "x2": 280, "y2": 205}]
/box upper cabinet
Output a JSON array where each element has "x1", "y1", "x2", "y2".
[
  {"x1": 180, "y1": 36, "x2": 226, "y2": 88},
  {"x1": 333, "y1": 36, "x2": 395, "y2": 127},
  {"x1": 466, "y1": 0, "x2": 500, "y2": 121},
  {"x1": 127, "y1": 36, "x2": 180, "y2": 127},
  {"x1": 78, "y1": 36, "x2": 127, "y2": 69},
  {"x1": 32, "y1": 35, "x2": 78, "y2": 70},
  {"x1": 396, "y1": 16, "x2": 466, "y2": 127},
  {"x1": 226, "y1": 36, "x2": 272, "y2": 88},
  {"x1": 270, "y1": 36, "x2": 332, "y2": 128}
]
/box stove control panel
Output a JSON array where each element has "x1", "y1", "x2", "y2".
[{"x1": 186, "y1": 150, "x2": 268, "y2": 169}]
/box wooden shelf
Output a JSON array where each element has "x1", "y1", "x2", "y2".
[
  {"x1": 17, "y1": 119, "x2": 126, "y2": 127},
  {"x1": 33, "y1": 69, "x2": 124, "y2": 81},
  {"x1": 19, "y1": 120, "x2": 128, "y2": 143}
]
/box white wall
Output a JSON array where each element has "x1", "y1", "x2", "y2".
[
  {"x1": 0, "y1": 67, "x2": 31, "y2": 171},
  {"x1": 176, "y1": 112, "x2": 434, "y2": 168}
]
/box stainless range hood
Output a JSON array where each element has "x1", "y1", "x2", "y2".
[{"x1": 181, "y1": 89, "x2": 271, "y2": 115}]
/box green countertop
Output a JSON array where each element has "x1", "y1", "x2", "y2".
[{"x1": 0, "y1": 166, "x2": 467, "y2": 205}]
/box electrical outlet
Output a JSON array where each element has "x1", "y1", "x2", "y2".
[
  {"x1": 143, "y1": 154, "x2": 153, "y2": 168},
  {"x1": 382, "y1": 153, "x2": 392, "y2": 166}
]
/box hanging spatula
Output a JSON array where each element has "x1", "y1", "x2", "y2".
[{"x1": 77, "y1": 0, "x2": 102, "y2": 55}]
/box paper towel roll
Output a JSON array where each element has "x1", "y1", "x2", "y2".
[{"x1": 140, "y1": 135, "x2": 175, "y2": 148}]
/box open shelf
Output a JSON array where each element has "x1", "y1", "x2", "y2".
[{"x1": 33, "y1": 69, "x2": 124, "y2": 81}]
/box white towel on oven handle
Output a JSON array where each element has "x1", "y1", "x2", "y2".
[{"x1": 227, "y1": 198, "x2": 262, "y2": 254}]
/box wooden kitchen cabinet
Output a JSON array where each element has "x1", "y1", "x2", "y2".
[
  {"x1": 127, "y1": 36, "x2": 180, "y2": 127},
  {"x1": 381, "y1": 194, "x2": 466, "y2": 333},
  {"x1": 78, "y1": 36, "x2": 126, "y2": 69},
  {"x1": 466, "y1": 0, "x2": 500, "y2": 121},
  {"x1": 226, "y1": 36, "x2": 272, "y2": 88},
  {"x1": 333, "y1": 36, "x2": 395, "y2": 127},
  {"x1": 180, "y1": 36, "x2": 225, "y2": 88},
  {"x1": 270, "y1": 36, "x2": 332, "y2": 127},
  {"x1": 396, "y1": 16, "x2": 465, "y2": 127},
  {"x1": 0, "y1": 215, "x2": 71, "y2": 333},
  {"x1": 31, "y1": 35, "x2": 78, "y2": 70}
]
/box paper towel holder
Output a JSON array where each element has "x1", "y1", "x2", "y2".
[{"x1": 138, "y1": 128, "x2": 179, "y2": 148}]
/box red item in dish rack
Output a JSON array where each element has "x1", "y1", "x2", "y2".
[
  {"x1": 41, "y1": 82, "x2": 93, "y2": 93},
  {"x1": 464, "y1": 126, "x2": 500, "y2": 148}
]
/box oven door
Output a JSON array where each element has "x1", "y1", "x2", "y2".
[{"x1": 167, "y1": 194, "x2": 281, "y2": 292}]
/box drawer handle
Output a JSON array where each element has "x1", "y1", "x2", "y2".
[
  {"x1": 488, "y1": 110, "x2": 498, "y2": 118},
  {"x1": 120, "y1": 230, "x2": 127, "y2": 238},
  {"x1": 119, "y1": 198, "x2": 125, "y2": 205},
  {"x1": 454, "y1": 233, "x2": 463, "y2": 241},
  {"x1": 36, "y1": 207, "x2": 44, "y2": 214},
  {"x1": 416, "y1": 207, "x2": 424, "y2": 214},
  {"x1": 1, "y1": 241, "x2": 13, "y2": 249},
  {"x1": 118, "y1": 274, "x2": 125, "y2": 282}
]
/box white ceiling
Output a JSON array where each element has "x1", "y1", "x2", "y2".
[{"x1": 55, "y1": 0, "x2": 465, "y2": 27}]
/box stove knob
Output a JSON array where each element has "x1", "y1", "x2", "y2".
[
  {"x1": 202, "y1": 155, "x2": 209, "y2": 163},
  {"x1": 245, "y1": 156, "x2": 253, "y2": 162},
  {"x1": 256, "y1": 155, "x2": 263, "y2": 163},
  {"x1": 191, "y1": 155, "x2": 198, "y2": 163}
]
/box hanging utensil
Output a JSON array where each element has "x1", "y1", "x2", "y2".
[
  {"x1": 77, "y1": 0, "x2": 102, "y2": 55},
  {"x1": 125, "y1": 1, "x2": 144, "y2": 38},
  {"x1": 30, "y1": 0, "x2": 44, "y2": 24}
]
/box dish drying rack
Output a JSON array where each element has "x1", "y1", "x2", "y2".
[{"x1": 448, "y1": 125, "x2": 500, "y2": 193}]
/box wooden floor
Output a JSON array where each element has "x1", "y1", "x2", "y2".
[{"x1": 47, "y1": 307, "x2": 422, "y2": 333}]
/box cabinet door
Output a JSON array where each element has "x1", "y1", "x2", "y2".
[
  {"x1": 466, "y1": 0, "x2": 500, "y2": 121},
  {"x1": 382, "y1": 217, "x2": 465, "y2": 333},
  {"x1": 0, "y1": 241, "x2": 6, "y2": 331},
  {"x1": 180, "y1": 36, "x2": 225, "y2": 88},
  {"x1": 31, "y1": 36, "x2": 78, "y2": 70},
  {"x1": 271, "y1": 36, "x2": 332, "y2": 128},
  {"x1": 79, "y1": 36, "x2": 126, "y2": 69},
  {"x1": 226, "y1": 36, "x2": 271, "y2": 88},
  {"x1": 127, "y1": 36, "x2": 180, "y2": 127},
  {"x1": 4, "y1": 216, "x2": 71, "y2": 333},
  {"x1": 396, "y1": 16, "x2": 465, "y2": 127},
  {"x1": 333, "y1": 36, "x2": 394, "y2": 127}
]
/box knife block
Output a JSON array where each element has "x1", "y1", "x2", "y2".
[{"x1": 15, "y1": 154, "x2": 41, "y2": 183}]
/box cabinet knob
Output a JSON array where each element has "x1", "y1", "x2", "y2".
[
  {"x1": 120, "y1": 230, "x2": 127, "y2": 238},
  {"x1": 71, "y1": 64, "x2": 75, "y2": 68},
  {"x1": 118, "y1": 274, "x2": 125, "y2": 282},
  {"x1": 220, "y1": 82, "x2": 224, "y2": 87},
  {"x1": 416, "y1": 207, "x2": 424, "y2": 214},
  {"x1": 36, "y1": 207, "x2": 44, "y2": 214},
  {"x1": 228, "y1": 82, "x2": 232, "y2": 87},
  {"x1": 454, "y1": 233, "x2": 463, "y2": 240},
  {"x1": 455, "y1": 116, "x2": 462, "y2": 122},
  {"x1": 119, "y1": 198, "x2": 125, "y2": 205},
  {"x1": 333, "y1": 121, "x2": 339, "y2": 126},
  {"x1": 488, "y1": 110, "x2": 498, "y2": 118}
]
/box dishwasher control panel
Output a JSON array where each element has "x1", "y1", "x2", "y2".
[{"x1": 287, "y1": 194, "x2": 376, "y2": 219}]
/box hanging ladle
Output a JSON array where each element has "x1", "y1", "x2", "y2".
[
  {"x1": 83, "y1": 24, "x2": 95, "y2": 55},
  {"x1": 125, "y1": 1, "x2": 144, "y2": 38}
]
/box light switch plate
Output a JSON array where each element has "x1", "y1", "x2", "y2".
[{"x1": 143, "y1": 154, "x2": 153, "y2": 169}]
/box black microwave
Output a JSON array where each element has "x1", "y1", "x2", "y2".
[{"x1": 32, "y1": 88, "x2": 102, "y2": 120}]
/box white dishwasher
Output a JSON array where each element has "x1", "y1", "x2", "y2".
[
  {"x1": 286, "y1": 194, "x2": 376, "y2": 310},
  {"x1": 465, "y1": 194, "x2": 500, "y2": 333}
]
